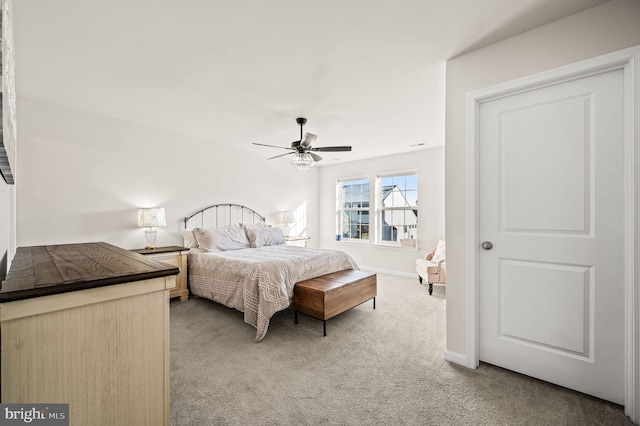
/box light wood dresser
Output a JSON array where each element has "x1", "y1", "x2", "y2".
[{"x1": 0, "y1": 242, "x2": 179, "y2": 426}]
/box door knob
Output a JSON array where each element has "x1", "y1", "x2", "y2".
[{"x1": 481, "y1": 241, "x2": 493, "y2": 250}]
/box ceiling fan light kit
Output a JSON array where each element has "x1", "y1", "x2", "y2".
[
  {"x1": 253, "y1": 117, "x2": 352, "y2": 171},
  {"x1": 290, "y1": 153, "x2": 314, "y2": 171}
]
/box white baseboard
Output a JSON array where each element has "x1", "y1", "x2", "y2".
[
  {"x1": 444, "y1": 350, "x2": 471, "y2": 368},
  {"x1": 359, "y1": 266, "x2": 416, "y2": 279}
]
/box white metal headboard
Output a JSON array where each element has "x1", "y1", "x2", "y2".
[{"x1": 184, "y1": 204, "x2": 266, "y2": 229}]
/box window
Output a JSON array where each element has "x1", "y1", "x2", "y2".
[
  {"x1": 337, "y1": 178, "x2": 370, "y2": 241},
  {"x1": 377, "y1": 172, "x2": 418, "y2": 245},
  {"x1": 336, "y1": 172, "x2": 418, "y2": 247}
]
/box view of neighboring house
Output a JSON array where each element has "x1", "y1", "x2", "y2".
[
  {"x1": 379, "y1": 185, "x2": 417, "y2": 242},
  {"x1": 339, "y1": 175, "x2": 418, "y2": 244}
]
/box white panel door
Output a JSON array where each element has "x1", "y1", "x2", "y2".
[{"x1": 478, "y1": 68, "x2": 625, "y2": 404}]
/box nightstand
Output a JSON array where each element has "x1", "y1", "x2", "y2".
[{"x1": 132, "y1": 246, "x2": 189, "y2": 301}]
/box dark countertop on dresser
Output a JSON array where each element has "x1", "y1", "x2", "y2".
[{"x1": 0, "y1": 242, "x2": 180, "y2": 303}]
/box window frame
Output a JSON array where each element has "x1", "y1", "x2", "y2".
[
  {"x1": 375, "y1": 170, "x2": 418, "y2": 247},
  {"x1": 336, "y1": 176, "x2": 371, "y2": 243}
]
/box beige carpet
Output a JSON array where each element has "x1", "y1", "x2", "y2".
[{"x1": 169, "y1": 274, "x2": 633, "y2": 425}]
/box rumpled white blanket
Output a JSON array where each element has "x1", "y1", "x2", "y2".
[{"x1": 188, "y1": 245, "x2": 358, "y2": 341}]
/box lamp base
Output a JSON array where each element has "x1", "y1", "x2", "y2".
[{"x1": 144, "y1": 228, "x2": 157, "y2": 250}]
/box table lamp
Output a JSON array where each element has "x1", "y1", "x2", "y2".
[
  {"x1": 279, "y1": 210, "x2": 294, "y2": 236},
  {"x1": 137, "y1": 207, "x2": 167, "y2": 249}
]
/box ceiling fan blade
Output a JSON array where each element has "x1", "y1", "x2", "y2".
[
  {"x1": 309, "y1": 152, "x2": 323, "y2": 162},
  {"x1": 301, "y1": 133, "x2": 317, "y2": 147},
  {"x1": 253, "y1": 142, "x2": 292, "y2": 150},
  {"x1": 267, "y1": 152, "x2": 295, "y2": 160},
  {"x1": 310, "y1": 146, "x2": 352, "y2": 152}
]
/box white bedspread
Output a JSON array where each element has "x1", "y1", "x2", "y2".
[{"x1": 188, "y1": 245, "x2": 358, "y2": 341}]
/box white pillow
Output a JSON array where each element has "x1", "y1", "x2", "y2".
[
  {"x1": 245, "y1": 226, "x2": 285, "y2": 248},
  {"x1": 432, "y1": 239, "x2": 446, "y2": 263},
  {"x1": 243, "y1": 222, "x2": 270, "y2": 229},
  {"x1": 182, "y1": 229, "x2": 198, "y2": 249},
  {"x1": 193, "y1": 226, "x2": 250, "y2": 251}
]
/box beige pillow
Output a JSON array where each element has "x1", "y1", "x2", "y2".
[
  {"x1": 182, "y1": 229, "x2": 198, "y2": 249},
  {"x1": 245, "y1": 226, "x2": 285, "y2": 248},
  {"x1": 193, "y1": 226, "x2": 250, "y2": 251}
]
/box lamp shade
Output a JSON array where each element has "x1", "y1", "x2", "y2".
[
  {"x1": 279, "y1": 211, "x2": 294, "y2": 224},
  {"x1": 137, "y1": 208, "x2": 167, "y2": 228}
]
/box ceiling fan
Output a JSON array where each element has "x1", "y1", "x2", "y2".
[{"x1": 253, "y1": 117, "x2": 352, "y2": 170}]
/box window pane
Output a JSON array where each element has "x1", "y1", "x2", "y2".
[
  {"x1": 405, "y1": 175, "x2": 418, "y2": 190},
  {"x1": 339, "y1": 206, "x2": 369, "y2": 240},
  {"x1": 337, "y1": 178, "x2": 374, "y2": 241},
  {"x1": 405, "y1": 190, "x2": 418, "y2": 208},
  {"x1": 381, "y1": 224, "x2": 395, "y2": 242},
  {"x1": 342, "y1": 179, "x2": 369, "y2": 208},
  {"x1": 376, "y1": 172, "x2": 418, "y2": 245},
  {"x1": 380, "y1": 209, "x2": 418, "y2": 242},
  {"x1": 361, "y1": 224, "x2": 369, "y2": 240},
  {"x1": 383, "y1": 187, "x2": 407, "y2": 208}
]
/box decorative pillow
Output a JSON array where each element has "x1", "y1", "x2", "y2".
[
  {"x1": 431, "y1": 239, "x2": 446, "y2": 263},
  {"x1": 182, "y1": 229, "x2": 198, "y2": 249},
  {"x1": 245, "y1": 226, "x2": 285, "y2": 248},
  {"x1": 429, "y1": 247, "x2": 437, "y2": 259},
  {"x1": 193, "y1": 226, "x2": 250, "y2": 251}
]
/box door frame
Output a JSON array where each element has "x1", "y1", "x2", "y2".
[{"x1": 464, "y1": 45, "x2": 640, "y2": 420}]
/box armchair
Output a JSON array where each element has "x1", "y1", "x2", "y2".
[{"x1": 416, "y1": 240, "x2": 446, "y2": 295}]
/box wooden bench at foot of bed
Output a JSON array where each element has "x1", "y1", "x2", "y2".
[{"x1": 293, "y1": 270, "x2": 377, "y2": 336}]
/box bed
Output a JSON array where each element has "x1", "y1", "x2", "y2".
[{"x1": 183, "y1": 204, "x2": 358, "y2": 341}]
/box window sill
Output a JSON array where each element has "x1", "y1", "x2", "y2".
[
  {"x1": 337, "y1": 239, "x2": 420, "y2": 251},
  {"x1": 374, "y1": 243, "x2": 420, "y2": 251},
  {"x1": 337, "y1": 238, "x2": 370, "y2": 245}
]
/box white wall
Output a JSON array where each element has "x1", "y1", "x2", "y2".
[
  {"x1": 318, "y1": 148, "x2": 444, "y2": 276},
  {"x1": 444, "y1": 0, "x2": 640, "y2": 360},
  {"x1": 16, "y1": 98, "x2": 319, "y2": 250},
  {"x1": 15, "y1": 98, "x2": 442, "y2": 277}
]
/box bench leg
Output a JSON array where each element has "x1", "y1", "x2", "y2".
[
  {"x1": 295, "y1": 311, "x2": 328, "y2": 336},
  {"x1": 373, "y1": 297, "x2": 376, "y2": 309}
]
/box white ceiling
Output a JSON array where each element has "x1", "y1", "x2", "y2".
[{"x1": 13, "y1": 0, "x2": 608, "y2": 166}]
